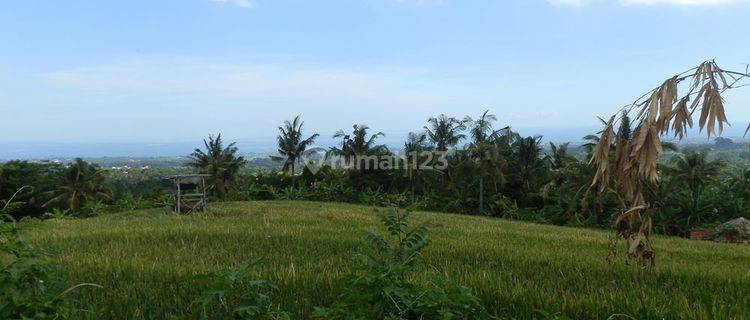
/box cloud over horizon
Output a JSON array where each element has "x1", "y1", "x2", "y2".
[
  {"x1": 547, "y1": 0, "x2": 590, "y2": 6},
  {"x1": 210, "y1": 0, "x2": 254, "y2": 8},
  {"x1": 549, "y1": 0, "x2": 748, "y2": 6},
  {"x1": 32, "y1": 56, "x2": 582, "y2": 141}
]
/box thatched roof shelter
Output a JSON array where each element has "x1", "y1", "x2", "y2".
[
  {"x1": 715, "y1": 217, "x2": 750, "y2": 243},
  {"x1": 721, "y1": 217, "x2": 750, "y2": 234}
]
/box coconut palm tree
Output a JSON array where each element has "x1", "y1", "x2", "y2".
[
  {"x1": 583, "y1": 112, "x2": 677, "y2": 159},
  {"x1": 403, "y1": 132, "x2": 432, "y2": 199},
  {"x1": 664, "y1": 151, "x2": 723, "y2": 196},
  {"x1": 653, "y1": 151, "x2": 724, "y2": 233},
  {"x1": 185, "y1": 134, "x2": 247, "y2": 199},
  {"x1": 273, "y1": 115, "x2": 319, "y2": 177},
  {"x1": 329, "y1": 124, "x2": 388, "y2": 171},
  {"x1": 464, "y1": 111, "x2": 508, "y2": 214},
  {"x1": 424, "y1": 114, "x2": 466, "y2": 152},
  {"x1": 546, "y1": 142, "x2": 576, "y2": 171},
  {"x1": 465, "y1": 110, "x2": 497, "y2": 145},
  {"x1": 512, "y1": 135, "x2": 546, "y2": 196},
  {"x1": 44, "y1": 158, "x2": 110, "y2": 213}
]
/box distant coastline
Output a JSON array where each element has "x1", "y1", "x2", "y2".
[{"x1": 3, "y1": 124, "x2": 749, "y2": 160}]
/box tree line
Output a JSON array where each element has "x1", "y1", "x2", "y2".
[{"x1": 1, "y1": 111, "x2": 748, "y2": 237}]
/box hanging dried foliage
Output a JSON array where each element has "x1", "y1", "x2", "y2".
[
  {"x1": 590, "y1": 60, "x2": 750, "y2": 271},
  {"x1": 589, "y1": 116, "x2": 614, "y2": 191}
]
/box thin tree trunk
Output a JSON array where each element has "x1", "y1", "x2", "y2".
[
  {"x1": 291, "y1": 162, "x2": 296, "y2": 190},
  {"x1": 411, "y1": 175, "x2": 416, "y2": 202},
  {"x1": 479, "y1": 175, "x2": 484, "y2": 214}
]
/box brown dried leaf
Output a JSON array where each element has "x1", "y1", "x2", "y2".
[
  {"x1": 656, "y1": 77, "x2": 678, "y2": 134},
  {"x1": 629, "y1": 125, "x2": 662, "y2": 182},
  {"x1": 699, "y1": 83, "x2": 728, "y2": 138},
  {"x1": 590, "y1": 115, "x2": 615, "y2": 191},
  {"x1": 670, "y1": 97, "x2": 692, "y2": 139}
]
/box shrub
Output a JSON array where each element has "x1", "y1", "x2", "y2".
[
  {"x1": 308, "y1": 182, "x2": 357, "y2": 203},
  {"x1": 1, "y1": 189, "x2": 101, "y2": 319},
  {"x1": 43, "y1": 208, "x2": 73, "y2": 220},
  {"x1": 358, "y1": 188, "x2": 410, "y2": 208},
  {"x1": 194, "y1": 258, "x2": 291, "y2": 320},
  {"x1": 228, "y1": 184, "x2": 278, "y2": 201},
  {"x1": 489, "y1": 195, "x2": 519, "y2": 218},
  {"x1": 314, "y1": 207, "x2": 487, "y2": 319},
  {"x1": 251, "y1": 185, "x2": 278, "y2": 201},
  {"x1": 278, "y1": 185, "x2": 308, "y2": 201}
]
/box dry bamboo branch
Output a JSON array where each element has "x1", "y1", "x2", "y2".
[{"x1": 590, "y1": 60, "x2": 750, "y2": 270}]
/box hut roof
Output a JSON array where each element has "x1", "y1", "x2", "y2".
[
  {"x1": 167, "y1": 174, "x2": 212, "y2": 179},
  {"x1": 721, "y1": 217, "x2": 750, "y2": 233},
  {"x1": 167, "y1": 174, "x2": 211, "y2": 185},
  {"x1": 725, "y1": 217, "x2": 749, "y2": 225}
]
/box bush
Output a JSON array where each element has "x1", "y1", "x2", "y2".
[
  {"x1": 1, "y1": 190, "x2": 101, "y2": 319},
  {"x1": 314, "y1": 207, "x2": 487, "y2": 319},
  {"x1": 489, "y1": 196, "x2": 519, "y2": 218},
  {"x1": 228, "y1": 184, "x2": 278, "y2": 201},
  {"x1": 307, "y1": 182, "x2": 357, "y2": 203},
  {"x1": 194, "y1": 258, "x2": 291, "y2": 320},
  {"x1": 358, "y1": 188, "x2": 410, "y2": 208}
]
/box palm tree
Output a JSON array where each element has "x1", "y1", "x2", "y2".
[
  {"x1": 424, "y1": 114, "x2": 466, "y2": 152},
  {"x1": 465, "y1": 110, "x2": 497, "y2": 145},
  {"x1": 329, "y1": 125, "x2": 388, "y2": 171},
  {"x1": 185, "y1": 134, "x2": 247, "y2": 199},
  {"x1": 546, "y1": 142, "x2": 575, "y2": 171},
  {"x1": 44, "y1": 158, "x2": 110, "y2": 213},
  {"x1": 512, "y1": 135, "x2": 546, "y2": 196},
  {"x1": 403, "y1": 132, "x2": 431, "y2": 200},
  {"x1": 273, "y1": 115, "x2": 319, "y2": 177},
  {"x1": 543, "y1": 142, "x2": 580, "y2": 199},
  {"x1": 464, "y1": 110, "x2": 508, "y2": 214},
  {"x1": 665, "y1": 151, "x2": 723, "y2": 195},
  {"x1": 583, "y1": 112, "x2": 676, "y2": 161},
  {"x1": 658, "y1": 150, "x2": 724, "y2": 232}
]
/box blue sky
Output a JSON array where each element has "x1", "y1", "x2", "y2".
[{"x1": 2, "y1": 0, "x2": 750, "y2": 145}]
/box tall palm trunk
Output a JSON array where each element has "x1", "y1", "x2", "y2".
[{"x1": 291, "y1": 161, "x2": 296, "y2": 190}]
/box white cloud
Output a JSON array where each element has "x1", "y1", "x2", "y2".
[
  {"x1": 548, "y1": 0, "x2": 748, "y2": 6},
  {"x1": 620, "y1": 0, "x2": 746, "y2": 5},
  {"x1": 547, "y1": 0, "x2": 590, "y2": 6},
  {"x1": 39, "y1": 58, "x2": 497, "y2": 140},
  {"x1": 210, "y1": 0, "x2": 254, "y2": 8},
  {"x1": 42, "y1": 58, "x2": 472, "y2": 110},
  {"x1": 395, "y1": 0, "x2": 445, "y2": 5}
]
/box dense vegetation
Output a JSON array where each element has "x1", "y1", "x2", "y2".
[
  {"x1": 2, "y1": 112, "x2": 749, "y2": 237},
  {"x1": 3, "y1": 113, "x2": 750, "y2": 319},
  {"x1": 5, "y1": 112, "x2": 750, "y2": 235},
  {"x1": 20, "y1": 201, "x2": 750, "y2": 319}
]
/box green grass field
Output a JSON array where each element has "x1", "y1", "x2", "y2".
[{"x1": 24, "y1": 201, "x2": 750, "y2": 319}]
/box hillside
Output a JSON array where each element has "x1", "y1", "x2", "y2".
[{"x1": 25, "y1": 201, "x2": 750, "y2": 319}]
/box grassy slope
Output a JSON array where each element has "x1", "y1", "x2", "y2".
[{"x1": 25, "y1": 201, "x2": 750, "y2": 319}]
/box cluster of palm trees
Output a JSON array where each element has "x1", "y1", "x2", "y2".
[
  {"x1": 171, "y1": 110, "x2": 743, "y2": 235},
  {"x1": 186, "y1": 111, "x2": 572, "y2": 214},
  {"x1": 3, "y1": 106, "x2": 742, "y2": 235}
]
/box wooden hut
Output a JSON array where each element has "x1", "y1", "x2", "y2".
[
  {"x1": 715, "y1": 217, "x2": 750, "y2": 243},
  {"x1": 167, "y1": 174, "x2": 211, "y2": 214}
]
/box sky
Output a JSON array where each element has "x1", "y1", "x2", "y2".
[{"x1": 2, "y1": 0, "x2": 750, "y2": 150}]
